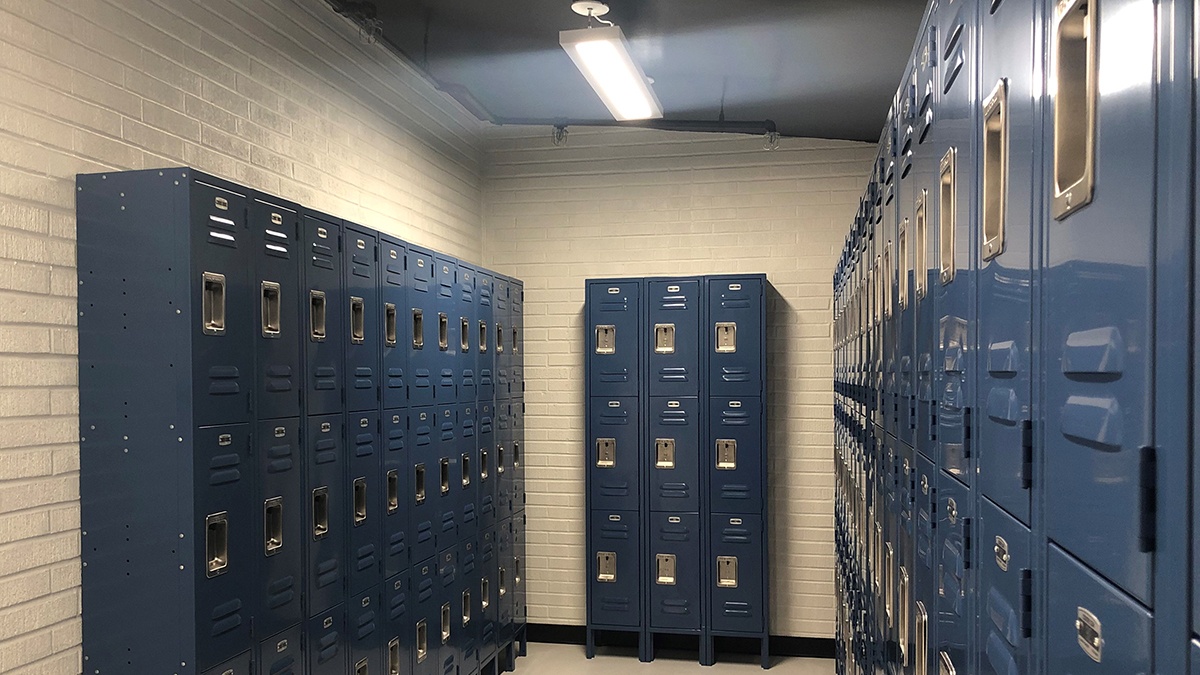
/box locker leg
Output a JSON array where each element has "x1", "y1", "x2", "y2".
[
  {"x1": 760, "y1": 635, "x2": 770, "y2": 669},
  {"x1": 644, "y1": 631, "x2": 655, "y2": 662},
  {"x1": 638, "y1": 629, "x2": 652, "y2": 663},
  {"x1": 517, "y1": 625, "x2": 527, "y2": 657},
  {"x1": 701, "y1": 634, "x2": 715, "y2": 667},
  {"x1": 586, "y1": 628, "x2": 596, "y2": 659}
]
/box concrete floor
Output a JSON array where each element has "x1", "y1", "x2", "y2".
[{"x1": 514, "y1": 642, "x2": 835, "y2": 674}]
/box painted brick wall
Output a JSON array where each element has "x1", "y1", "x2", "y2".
[
  {"x1": 0, "y1": 0, "x2": 485, "y2": 671},
  {"x1": 482, "y1": 126, "x2": 874, "y2": 638}
]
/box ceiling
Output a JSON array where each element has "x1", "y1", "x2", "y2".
[{"x1": 348, "y1": 0, "x2": 928, "y2": 142}]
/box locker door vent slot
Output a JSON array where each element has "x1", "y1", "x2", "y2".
[
  {"x1": 441, "y1": 603, "x2": 451, "y2": 643},
  {"x1": 205, "y1": 511, "x2": 229, "y2": 577},
  {"x1": 415, "y1": 464, "x2": 426, "y2": 504},
  {"x1": 716, "y1": 556, "x2": 738, "y2": 588},
  {"x1": 203, "y1": 272, "x2": 227, "y2": 335},
  {"x1": 982, "y1": 79, "x2": 1009, "y2": 260},
  {"x1": 412, "y1": 309, "x2": 423, "y2": 349},
  {"x1": 462, "y1": 453, "x2": 472, "y2": 487},
  {"x1": 440, "y1": 458, "x2": 450, "y2": 495},
  {"x1": 655, "y1": 324, "x2": 676, "y2": 354},
  {"x1": 1076, "y1": 606, "x2": 1102, "y2": 662},
  {"x1": 939, "y1": 149, "x2": 957, "y2": 284},
  {"x1": 264, "y1": 497, "x2": 283, "y2": 555},
  {"x1": 715, "y1": 322, "x2": 737, "y2": 353},
  {"x1": 261, "y1": 281, "x2": 281, "y2": 337},
  {"x1": 596, "y1": 438, "x2": 616, "y2": 468},
  {"x1": 716, "y1": 439, "x2": 737, "y2": 470},
  {"x1": 479, "y1": 320, "x2": 488, "y2": 353},
  {"x1": 350, "y1": 296, "x2": 365, "y2": 344},
  {"x1": 1052, "y1": 0, "x2": 1097, "y2": 220},
  {"x1": 438, "y1": 313, "x2": 449, "y2": 351},
  {"x1": 595, "y1": 325, "x2": 616, "y2": 354},
  {"x1": 312, "y1": 487, "x2": 329, "y2": 539},
  {"x1": 655, "y1": 438, "x2": 675, "y2": 469},
  {"x1": 656, "y1": 554, "x2": 677, "y2": 585},
  {"x1": 597, "y1": 552, "x2": 617, "y2": 582},
  {"x1": 309, "y1": 290, "x2": 327, "y2": 341},
  {"x1": 384, "y1": 303, "x2": 397, "y2": 347},
  {"x1": 388, "y1": 637, "x2": 401, "y2": 675},
  {"x1": 353, "y1": 477, "x2": 367, "y2": 525},
  {"x1": 461, "y1": 317, "x2": 470, "y2": 352},
  {"x1": 386, "y1": 470, "x2": 399, "y2": 514},
  {"x1": 462, "y1": 590, "x2": 472, "y2": 626},
  {"x1": 416, "y1": 620, "x2": 428, "y2": 663}
]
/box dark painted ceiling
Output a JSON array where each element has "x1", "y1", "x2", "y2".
[{"x1": 358, "y1": 0, "x2": 927, "y2": 142}]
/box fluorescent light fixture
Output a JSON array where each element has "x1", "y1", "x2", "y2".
[{"x1": 560, "y1": 25, "x2": 663, "y2": 121}]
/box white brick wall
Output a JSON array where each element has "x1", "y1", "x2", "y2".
[
  {"x1": 0, "y1": 0, "x2": 485, "y2": 671},
  {"x1": 482, "y1": 126, "x2": 874, "y2": 638}
]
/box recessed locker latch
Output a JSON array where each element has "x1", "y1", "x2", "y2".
[
  {"x1": 656, "y1": 554, "x2": 677, "y2": 585},
  {"x1": 716, "y1": 439, "x2": 737, "y2": 470},
  {"x1": 715, "y1": 322, "x2": 737, "y2": 353},
  {"x1": 654, "y1": 324, "x2": 676, "y2": 354},
  {"x1": 716, "y1": 556, "x2": 738, "y2": 588},
  {"x1": 1076, "y1": 606, "x2": 1103, "y2": 663},
  {"x1": 938, "y1": 651, "x2": 956, "y2": 675},
  {"x1": 596, "y1": 438, "x2": 616, "y2": 468},
  {"x1": 597, "y1": 552, "x2": 617, "y2": 582},
  {"x1": 655, "y1": 438, "x2": 676, "y2": 469},
  {"x1": 595, "y1": 325, "x2": 616, "y2": 354},
  {"x1": 994, "y1": 536, "x2": 1009, "y2": 572}
]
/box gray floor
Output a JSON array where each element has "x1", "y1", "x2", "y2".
[{"x1": 516, "y1": 642, "x2": 835, "y2": 674}]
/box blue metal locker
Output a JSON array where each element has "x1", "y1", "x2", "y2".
[
  {"x1": 477, "y1": 272, "x2": 496, "y2": 402},
  {"x1": 202, "y1": 651, "x2": 253, "y2": 675},
  {"x1": 479, "y1": 402, "x2": 497, "y2": 531},
  {"x1": 383, "y1": 410, "x2": 409, "y2": 580},
  {"x1": 895, "y1": 62, "x2": 919, "y2": 451},
  {"x1": 511, "y1": 277, "x2": 525, "y2": 398},
  {"x1": 914, "y1": 453, "x2": 938, "y2": 675},
  {"x1": 384, "y1": 573, "x2": 413, "y2": 675},
  {"x1": 457, "y1": 539, "x2": 482, "y2": 675},
  {"x1": 458, "y1": 264, "x2": 479, "y2": 403},
  {"x1": 705, "y1": 276, "x2": 765, "y2": 398},
  {"x1": 190, "y1": 182, "x2": 254, "y2": 427},
  {"x1": 511, "y1": 399, "x2": 525, "y2": 516},
  {"x1": 975, "y1": 0, "x2": 1040, "y2": 526},
  {"x1": 258, "y1": 624, "x2": 302, "y2": 675},
  {"x1": 437, "y1": 547, "x2": 459, "y2": 675},
  {"x1": 1041, "y1": 0, "x2": 1156, "y2": 604},
  {"x1": 381, "y1": 236, "x2": 408, "y2": 411},
  {"x1": 307, "y1": 604, "x2": 347, "y2": 675},
  {"x1": 302, "y1": 212, "x2": 344, "y2": 416},
  {"x1": 936, "y1": 471, "x2": 973, "y2": 675},
  {"x1": 251, "y1": 194, "x2": 302, "y2": 420},
  {"x1": 589, "y1": 510, "x2": 640, "y2": 628},
  {"x1": 410, "y1": 407, "x2": 438, "y2": 567},
  {"x1": 480, "y1": 527, "x2": 499, "y2": 664},
  {"x1": 307, "y1": 414, "x2": 346, "y2": 616},
  {"x1": 708, "y1": 513, "x2": 765, "y2": 635},
  {"x1": 497, "y1": 517, "x2": 515, "y2": 635},
  {"x1": 649, "y1": 512, "x2": 701, "y2": 631},
  {"x1": 895, "y1": 442, "x2": 916, "y2": 675},
  {"x1": 347, "y1": 411, "x2": 382, "y2": 594},
  {"x1": 880, "y1": 118, "x2": 901, "y2": 442},
  {"x1": 344, "y1": 224, "x2": 380, "y2": 413},
  {"x1": 977, "y1": 497, "x2": 1031, "y2": 675},
  {"x1": 256, "y1": 418, "x2": 304, "y2": 637},
  {"x1": 435, "y1": 404, "x2": 459, "y2": 544},
  {"x1": 708, "y1": 397, "x2": 764, "y2": 514},
  {"x1": 934, "y1": 0, "x2": 978, "y2": 487},
  {"x1": 1046, "y1": 545, "x2": 1152, "y2": 674},
  {"x1": 587, "y1": 279, "x2": 642, "y2": 398},
  {"x1": 458, "y1": 403, "x2": 480, "y2": 541},
  {"x1": 496, "y1": 402, "x2": 514, "y2": 523},
  {"x1": 350, "y1": 586, "x2": 384, "y2": 675},
  {"x1": 514, "y1": 512, "x2": 527, "y2": 630},
  {"x1": 589, "y1": 397, "x2": 641, "y2": 512},
  {"x1": 649, "y1": 396, "x2": 700, "y2": 513},
  {"x1": 434, "y1": 255, "x2": 459, "y2": 403},
  {"x1": 407, "y1": 245, "x2": 437, "y2": 407},
  {"x1": 495, "y1": 275, "x2": 512, "y2": 398},
  {"x1": 648, "y1": 279, "x2": 701, "y2": 398},
  {"x1": 412, "y1": 558, "x2": 439, "y2": 675}
]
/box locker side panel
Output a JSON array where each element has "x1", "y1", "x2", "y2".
[
  {"x1": 256, "y1": 418, "x2": 304, "y2": 638},
  {"x1": 408, "y1": 245, "x2": 437, "y2": 407},
  {"x1": 251, "y1": 195, "x2": 302, "y2": 420},
  {"x1": 706, "y1": 276, "x2": 765, "y2": 397},
  {"x1": 381, "y1": 237, "x2": 408, "y2": 410},
  {"x1": 347, "y1": 411, "x2": 382, "y2": 594},
  {"x1": 588, "y1": 397, "x2": 641, "y2": 512},
  {"x1": 708, "y1": 397, "x2": 764, "y2": 514},
  {"x1": 587, "y1": 280, "x2": 641, "y2": 398},
  {"x1": 649, "y1": 396, "x2": 700, "y2": 513},
  {"x1": 588, "y1": 510, "x2": 640, "y2": 628},
  {"x1": 648, "y1": 512, "x2": 701, "y2": 631},
  {"x1": 302, "y1": 214, "x2": 344, "y2": 415},
  {"x1": 648, "y1": 279, "x2": 701, "y2": 397},
  {"x1": 307, "y1": 414, "x2": 346, "y2": 616},
  {"x1": 709, "y1": 513, "x2": 765, "y2": 634},
  {"x1": 344, "y1": 224, "x2": 381, "y2": 412}
]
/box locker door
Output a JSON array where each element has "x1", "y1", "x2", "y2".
[
  {"x1": 457, "y1": 265, "x2": 478, "y2": 403},
  {"x1": 301, "y1": 213, "x2": 344, "y2": 415},
  {"x1": 514, "y1": 512, "x2": 527, "y2": 628},
  {"x1": 412, "y1": 559, "x2": 439, "y2": 675},
  {"x1": 511, "y1": 279, "x2": 524, "y2": 399},
  {"x1": 258, "y1": 624, "x2": 302, "y2": 675},
  {"x1": 477, "y1": 273, "x2": 495, "y2": 402},
  {"x1": 409, "y1": 408, "x2": 438, "y2": 565},
  {"x1": 349, "y1": 586, "x2": 384, "y2": 675},
  {"x1": 381, "y1": 237, "x2": 407, "y2": 410},
  {"x1": 708, "y1": 397, "x2": 764, "y2": 514},
  {"x1": 383, "y1": 411, "x2": 409, "y2": 580},
  {"x1": 976, "y1": 0, "x2": 1038, "y2": 527},
  {"x1": 190, "y1": 182, "x2": 252, "y2": 426},
  {"x1": 255, "y1": 419, "x2": 304, "y2": 637},
  {"x1": 709, "y1": 513, "x2": 765, "y2": 634},
  {"x1": 977, "y1": 498, "x2": 1031, "y2": 675},
  {"x1": 896, "y1": 65, "x2": 918, "y2": 451},
  {"x1": 344, "y1": 224, "x2": 380, "y2": 413},
  {"x1": 914, "y1": 453, "x2": 938, "y2": 675},
  {"x1": 1046, "y1": 545, "x2": 1152, "y2": 674},
  {"x1": 1042, "y1": 0, "x2": 1156, "y2": 604},
  {"x1": 912, "y1": 18, "x2": 941, "y2": 463},
  {"x1": 649, "y1": 512, "x2": 701, "y2": 631},
  {"x1": 434, "y1": 255, "x2": 459, "y2": 403},
  {"x1": 648, "y1": 279, "x2": 700, "y2": 397},
  {"x1": 478, "y1": 402, "x2": 497, "y2": 531},
  {"x1": 936, "y1": 472, "x2": 973, "y2": 675},
  {"x1": 384, "y1": 573, "x2": 412, "y2": 675},
  {"x1": 588, "y1": 510, "x2": 640, "y2": 628},
  {"x1": 648, "y1": 396, "x2": 700, "y2": 513},
  {"x1": 935, "y1": 0, "x2": 978, "y2": 486},
  {"x1": 456, "y1": 540, "x2": 481, "y2": 674},
  {"x1": 306, "y1": 605, "x2": 346, "y2": 675},
  {"x1": 497, "y1": 519, "x2": 515, "y2": 632},
  {"x1": 201, "y1": 651, "x2": 253, "y2": 675},
  {"x1": 706, "y1": 276, "x2": 764, "y2": 397},
  {"x1": 587, "y1": 280, "x2": 641, "y2": 398},
  {"x1": 881, "y1": 118, "x2": 901, "y2": 441},
  {"x1": 458, "y1": 403, "x2": 479, "y2": 541},
  {"x1": 194, "y1": 424, "x2": 253, "y2": 669},
  {"x1": 250, "y1": 195, "x2": 301, "y2": 420},
  {"x1": 495, "y1": 276, "x2": 512, "y2": 398},
  {"x1": 407, "y1": 245, "x2": 436, "y2": 407},
  {"x1": 479, "y1": 527, "x2": 498, "y2": 661},
  {"x1": 588, "y1": 397, "x2": 641, "y2": 512},
  {"x1": 435, "y1": 405, "x2": 459, "y2": 544},
  {"x1": 511, "y1": 400, "x2": 525, "y2": 515},
  {"x1": 347, "y1": 412, "x2": 382, "y2": 594},
  {"x1": 307, "y1": 414, "x2": 346, "y2": 616},
  {"x1": 496, "y1": 404, "x2": 513, "y2": 522}
]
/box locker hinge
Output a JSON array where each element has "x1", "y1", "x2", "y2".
[
  {"x1": 1019, "y1": 569, "x2": 1033, "y2": 638},
  {"x1": 962, "y1": 407, "x2": 972, "y2": 459},
  {"x1": 961, "y1": 517, "x2": 972, "y2": 569},
  {"x1": 1138, "y1": 446, "x2": 1157, "y2": 553},
  {"x1": 1020, "y1": 419, "x2": 1033, "y2": 489}
]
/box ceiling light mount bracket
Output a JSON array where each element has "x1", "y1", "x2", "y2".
[{"x1": 571, "y1": 2, "x2": 611, "y2": 18}]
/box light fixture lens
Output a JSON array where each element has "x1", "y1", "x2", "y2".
[{"x1": 572, "y1": 39, "x2": 654, "y2": 120}]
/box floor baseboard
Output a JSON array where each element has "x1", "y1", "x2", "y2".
[{"x1": 523, "y1": 624, "x2": 835, "y2": 660}]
